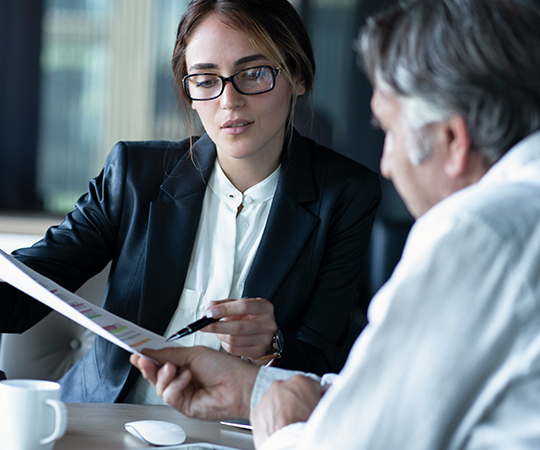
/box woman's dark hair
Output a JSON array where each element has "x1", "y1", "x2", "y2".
[{"x1": 172, "y1": 0, "x2": 315, "y2": 137}]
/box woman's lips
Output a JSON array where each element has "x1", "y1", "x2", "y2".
[{"x1": 221, "y1": 120, "x2": 253, "y2": 135}]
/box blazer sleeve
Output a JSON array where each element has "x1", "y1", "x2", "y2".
[{"x1": 0, "y1": 140, "x2": 175, "y2": 333}]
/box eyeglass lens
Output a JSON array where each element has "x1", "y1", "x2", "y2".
[{"x1": 185, "y1": 66, "x2": 276, "y2": 100}]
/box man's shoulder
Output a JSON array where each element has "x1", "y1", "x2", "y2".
[
  {"x1": 422, "y1": 178, "x2": 540, "y2": 249},
  {"x1": 473, "y1": 182, "x2": 540, "y2": 233}
]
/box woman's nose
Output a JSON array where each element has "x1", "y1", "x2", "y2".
[{"x1": 220, "y1": 81, "x2": 244, "y2": 110}]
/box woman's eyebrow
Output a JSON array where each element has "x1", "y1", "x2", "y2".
[
  {"x1": 189, "y1": 62, "x2": 218, "y2": 71},
  {"x1": 188, "y1": 54, "x2": 268, "y2": 72},
  {"x1": 234, "y1": 54, "x2": 268, "y2": 66}
]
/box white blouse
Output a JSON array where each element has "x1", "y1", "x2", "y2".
[{"x1": 126, "y1": 159, "x2": 280, "y2": 404}]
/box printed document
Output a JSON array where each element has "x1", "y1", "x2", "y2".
[{"x1": 0, "y1": 249, "x2": 180, "y2": 358}]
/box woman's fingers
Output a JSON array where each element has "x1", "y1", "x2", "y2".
[{"x1": 206, "y1": 297, "x2": 274, "y2": 319}]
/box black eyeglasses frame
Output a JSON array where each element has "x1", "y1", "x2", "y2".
[{"x1": 182, "y1": 65, "x2": 283, "y2": 101}]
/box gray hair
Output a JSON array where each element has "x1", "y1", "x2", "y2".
[{"x1": 358, "y1": 0, "x2": 540, "y2": 167}]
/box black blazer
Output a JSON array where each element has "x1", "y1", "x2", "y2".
[{"x1": 0, "y1": 130, "x2": 380, "y2": 402}]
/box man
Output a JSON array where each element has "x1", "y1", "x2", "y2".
[{"x1": 131, "y1": 0, "x2": 540, "y2": 448}]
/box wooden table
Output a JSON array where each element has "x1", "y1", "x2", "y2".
[{"x1": 55, "y1": 403, "x2": 254, "y2": 450}]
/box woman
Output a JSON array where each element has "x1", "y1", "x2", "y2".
[{"x1": 0, "y1": 0, "x2": 380, "y2": 403}]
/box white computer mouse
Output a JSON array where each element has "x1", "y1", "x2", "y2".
[{"x1": 125, "y1": 420, "x2": 187, "y2": 446}]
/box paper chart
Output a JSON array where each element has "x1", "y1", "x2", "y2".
[{"x1": 0, "y1": 249, "x2": 181, "y2": 358}]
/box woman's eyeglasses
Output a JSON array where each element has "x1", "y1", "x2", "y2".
[{"x1": 183, "y1": 65, "x2": 282, "y2": 101}]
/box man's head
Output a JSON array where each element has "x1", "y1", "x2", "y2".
[{"x1": 358, "y1": 0, "x2": 540, "y2": 217}]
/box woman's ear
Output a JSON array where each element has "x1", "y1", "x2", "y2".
[{"x1": 295, "y1": 79, "x2": 306, "y2": 96}]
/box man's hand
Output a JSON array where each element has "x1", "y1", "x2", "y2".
[
  {"x1": 250, "y1": 375, "x2": 326, "y2": 449},
  {"x1": 130, "y1": 346, "x2": 260, "y2": 420},
  {"x1": 203, "y1": 297, "x2": 277, "y2": 362}
]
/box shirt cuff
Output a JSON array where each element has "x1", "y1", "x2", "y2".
[
  {"x1": 250, "y1": 366, "x2": 324, "y2": 411},
  {"x1": 259, "y1": 422, "x2": 306, "y2": 450}
]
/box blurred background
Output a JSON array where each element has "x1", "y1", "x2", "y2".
[{"x1": 0, "y1": 0, "x2": 412, "y2": 308}]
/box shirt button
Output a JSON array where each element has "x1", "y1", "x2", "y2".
[
  {"x1": 238, "y1": 283, "x2": 244, "y2": 291},
  {"x1": 244, "y1": 196, "x2": 253, "y2": 204},
  {"x1": 242, "y1": 222, "x2": 249, "y2": 230}
]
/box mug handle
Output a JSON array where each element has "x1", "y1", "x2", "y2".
[{"x1": 40, "y1": 399, "x2": 67, "y2": 445}]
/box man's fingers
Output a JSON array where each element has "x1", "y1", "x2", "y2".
[
  {"x1": 162, "y1": 370, "x2": 193, "y2": 406},
  {"x1": 129, "y1": 353, "x2": 141, "y2": 367},
  {"x1": 131, "y1": 353, "x2": 161, "y2": 384},
  {"x1": 155, "y1": 362, "x2": 178, "y2": 397},
  {"x1": 140, "y1": 347, "x2": 193, "y2": 366}
]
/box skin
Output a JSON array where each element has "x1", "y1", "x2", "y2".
[
  {"x1": 182, "y1": 14, "x2": 305, "y2": 362},
  {"x1": 130, "y1": 348, "x2": 259, "y2": 420},
  {"x1": 203, "y1": 297, "x2": 278, "y2": 363},
  {"x1": 186, "y1": 14, "x2": 305, "y2": 193},
  {"x1": 371, "y1": 88, "x2": 488, "y2": 219},
  {"x1": 250, "y1": 375, "x2": 326, "y2": 448},
  {"x1": 131, "y1": 86, "x2": 490, "y2": 448},
  {"x1": 130, "y1": 349, "x2": 325, "y2": 448}
]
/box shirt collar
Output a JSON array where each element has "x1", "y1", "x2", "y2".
[
  {"x1": 480, "y1": 129, "x2": 540, "y2": 187},
  {"x1": 208, "y1": 160, "x2": 281, "y2": 207}
]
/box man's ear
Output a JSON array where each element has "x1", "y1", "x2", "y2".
[{"x1": 443, "y1": 115, "x2": 471, "y2": 178}]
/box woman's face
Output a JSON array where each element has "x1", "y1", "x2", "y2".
[{"x1": 185, "y1": 15, "x2": 304, "y2": 173}]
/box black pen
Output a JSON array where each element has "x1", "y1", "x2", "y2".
[{"x1": 166, "y1": 316, "x2": 219, "y2": 341}]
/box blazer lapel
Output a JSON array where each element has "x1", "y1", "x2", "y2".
[
  {"x1": 244, "y1": 131, "x2": 319, "y2": 301},
  {"x1": 139, "y1": 135, "x2": 216, "y2": 334}
]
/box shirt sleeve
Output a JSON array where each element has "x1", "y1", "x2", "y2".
[
  {"x1": 250, "y1": 368, "x2": 338, "y2": 449},
  {"x1": 250, "y1": 366, "x2": 324, "y2": 410},
  {"x1": 259, "y1": 423, "x2": 307, "y2": 450},
  {"x1": 261, "y1": 204, "x2": 538, "y2": 450},
  {"x1": 465, "y1": 364, "x2": 540, "y2": 448}
]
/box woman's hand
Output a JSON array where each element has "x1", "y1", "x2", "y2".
[{"x1": 202, "y1": 297, "x2": 277, "y2": 362}]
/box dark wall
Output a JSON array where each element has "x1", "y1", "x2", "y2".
[
  {"x1": 297, "y1": 0, "x2": 413, "y2": 307},
  {"x1": 0, "y1": 0, "x2": 44, "y2": 210}
]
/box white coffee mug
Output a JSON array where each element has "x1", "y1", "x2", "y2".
[{"x1": 0, "y1": 379, "x2": 67, "y2": 450}]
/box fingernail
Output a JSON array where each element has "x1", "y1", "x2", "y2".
[{"x1": 205, "y1": 308, "x2": 218, "y2": 318}]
